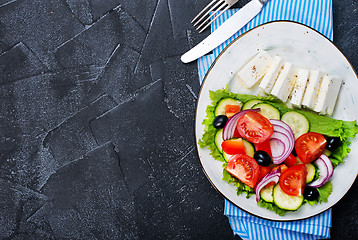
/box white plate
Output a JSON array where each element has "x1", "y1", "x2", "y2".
[{"x1": 195, "y1": 21, "x2": 358, "y2": 221}]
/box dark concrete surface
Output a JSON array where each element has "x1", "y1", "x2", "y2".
[{"x1": 0, "y1": 0, "x2": 357, "y2": 239}]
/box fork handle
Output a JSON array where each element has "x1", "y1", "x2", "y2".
[
  {"x1": 258, "y1": 0, "x2": 269, "y2": 4},
  {"x1": 225, "y1": 0, "x2": 238, "y2": 5}
]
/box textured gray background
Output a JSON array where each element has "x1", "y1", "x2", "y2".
[{"x1": 0, "y1": 0, "x2": 357, "y2": 239}]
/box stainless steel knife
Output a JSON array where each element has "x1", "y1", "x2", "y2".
[{"x1": 181, "y1": 0, "x2": 269, "y2": 63}]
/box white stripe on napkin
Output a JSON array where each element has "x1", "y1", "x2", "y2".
[{"x1": 197, "y1": 0, "x2": 333, "y2": 239}]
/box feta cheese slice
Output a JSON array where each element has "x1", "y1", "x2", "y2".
[
  {"x1": 259, "y1": 56, "x2": 284, "y2": 94},
  {"x1": 290, "y1": 68, "x2": 310, "y2": 107},
  {"x1": 301, "y1": 70, "x2": 324, "y2": 109},
  {"x1": 270, "y1": 62, "x2": 295, "y2": 102},
  {"x1": 237, "y1": 51, "x2": 273, "y2": 88},
  {"x1": 313, "y1": 75, "x2": 342, "y2": 115}
]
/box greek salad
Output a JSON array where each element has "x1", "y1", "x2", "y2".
[{"x1": 199, "y1": 87, "x2": 358, "y2": 215}]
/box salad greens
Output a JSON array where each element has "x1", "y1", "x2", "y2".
[{"x1": 199, "y1": 86, "x2": 358, "y2": 215}]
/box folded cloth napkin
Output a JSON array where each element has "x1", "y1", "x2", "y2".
[
  {"x1": 225, "y1": 201, "x2": 331, "y2": 240},
  {"x1": 197, "y1": 0, "x2": 333, "y2": 239}
]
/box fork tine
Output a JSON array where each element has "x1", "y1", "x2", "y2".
[
  {"x1": 195, "y1": 1, "x2": 228, "y2": 32},
  {"x1": 197, "y1": 5, "x2": 231, "y2": 33},
  {"x1": 192, "y1": 0, "x2": 225, "y2": 27},
  {"x1": 191, "y1": 0, "x2": 218, "y2": 24}
]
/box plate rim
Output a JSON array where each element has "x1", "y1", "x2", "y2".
[{"x1": 194, "y1": 20, "x2": 358, "y2": 222}]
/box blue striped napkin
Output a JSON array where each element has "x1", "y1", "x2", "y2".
[{"x1": 197, "y1": 0, "x2": 333, "y2": 239}]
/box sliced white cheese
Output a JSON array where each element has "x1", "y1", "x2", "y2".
[
  {"x1": 313, "y1": 75, "x2": 342, "y2": 115},
  {"x1": 290, "y1": 68, "x2": 310, "y2": 107},
  {"x1": 259, "y1": 56, "x2": 284, "y2": 94},
  {"x1": 270, "y1": 62, "x2": 295, "y2": 102},
  {"x1": 301, "y1": 70, "x2": 324, "y2": 109},
  {"x1": 237, "y1": 51, "x2": 273, "y2": 88}
]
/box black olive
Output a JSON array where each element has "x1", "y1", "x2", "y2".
[
  {"x1": 303, "y1": 187, "x2": 319, "y2": 201},
  {"x1": 213, "y1": 115, "x2": 228, "y2": 129},
  {"x1": 253, "y1": 150, "x2": 272, "y2": 167},
  {"x1": 326, "y1": 137, "x2": 341, "y2": 151},
  {"x1": 291, "y1": 148, "x2": 297, "y2": 157}
]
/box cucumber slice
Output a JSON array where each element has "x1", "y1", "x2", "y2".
[
  {"x1": 222, "y1": 138, "x2": 255, "y2": 161},
  {"x1": 242, "y1": 99, "x2": 262, "y2": 110},
  {"x1": 215, "y1": 129, "x2": 224, "y2": 153},
  {"x1": 253, "y1": 103, "x2": 280, "y2": 120},
  {"x1": 223, "y1": 152, "x2": 232, "y2": 162},
  {"x1": 260, "y1": 184, "x2": 275, "y2": 203},
  {"x1": 281, "y1": 111, "x2": 309, "y2": 139},
  {"x1": 242, "y1": 139, "x2": 254, "y2": 158},
  {"x1": 273, "y1": 184, "x2": 304, "y2": 211},
  {"x1": 215, "y1": 98, "x2": 242, "y2": 116},
  {"x1": 305, "y1": 163, "x2": 316, "y2": 183}
]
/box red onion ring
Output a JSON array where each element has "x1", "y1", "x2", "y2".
[
  {"x1": 307, "y1": 154, "x2": 334, "y2": 188},
  {"x1": 269, "y1": 120, "x2": 295, "y2": 164},
  {"x1": 254, "y1": 168, "x2": 281, "y2": 202},
  {"x1": 270, "y1": 137, "x2": 286, "y2": 159}
]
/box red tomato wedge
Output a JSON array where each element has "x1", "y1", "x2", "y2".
[
  {"x1": 284, "y1": 153, "x2": 297, "y2": 167},
  {"x1": 221, "y1": 138, "x2": 246, "y2": 155},
  {"x1": 258, "y1": 166, "x2": 271, "y2": 181},
  {"x1": 237, "y1": 111, "x2": 274, "y2": 143},
  {"x1": 233, "y1": 127, "x2": 241, "y2": 138},
  {"x1": 271, "y1": 164, "x2": 288, "y2": 173},
  {"x1": 225, "y1": 104, "x2": 241, "y2": 118},
  {"x1": 279, "y1": 164, "x2": 307, "y2": 196},
  {"x1": 254, "y1": 139, "x2": 272, "y2": 158},
  {"x1": 295, "y1": 132, "x2": 327, "y2": 164},
  {"x1": 226, "y1": 154, "x2": 260, "y2": 188}
]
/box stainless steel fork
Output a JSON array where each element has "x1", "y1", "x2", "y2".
[{"x1": 191, "y1": 0, "x2": 239, "y2": 33}]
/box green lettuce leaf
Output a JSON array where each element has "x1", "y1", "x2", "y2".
[
  {"x1": 318, "y1": 181, "x2": 333, "y2": 202},
  {"x1": 258, "y1": 199, "x2": 287, "y2": 216}
]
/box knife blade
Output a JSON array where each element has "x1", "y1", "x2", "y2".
[{"x1": 181, "y1": 0, "x2": 269, "y2": 63}]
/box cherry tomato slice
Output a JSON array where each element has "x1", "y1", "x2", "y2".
[
  {"x1": 221, "y1": 138, "x2": 246, "y2": 155},
  {"x1": 295, "y1": 132, "x2": 327, "y2": 164},
  {"x1": 226, "y1": 154, "x2": 260, "y2": 188},
  {"x1": 237, "y1": 111, "x2": 274, "y2": 144},
  {"x1": 279, "y1": 164, "x2": 307, "y2": 196},
  {"x1": 225, "y1": 104, "x2": 241, "y2": 118},
  {"x1": 254, "y1": 139, "x2": 272, "y2": 158},
  {"x1": 284, "y1": 153, "x2": 297, "y2": 168}
]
